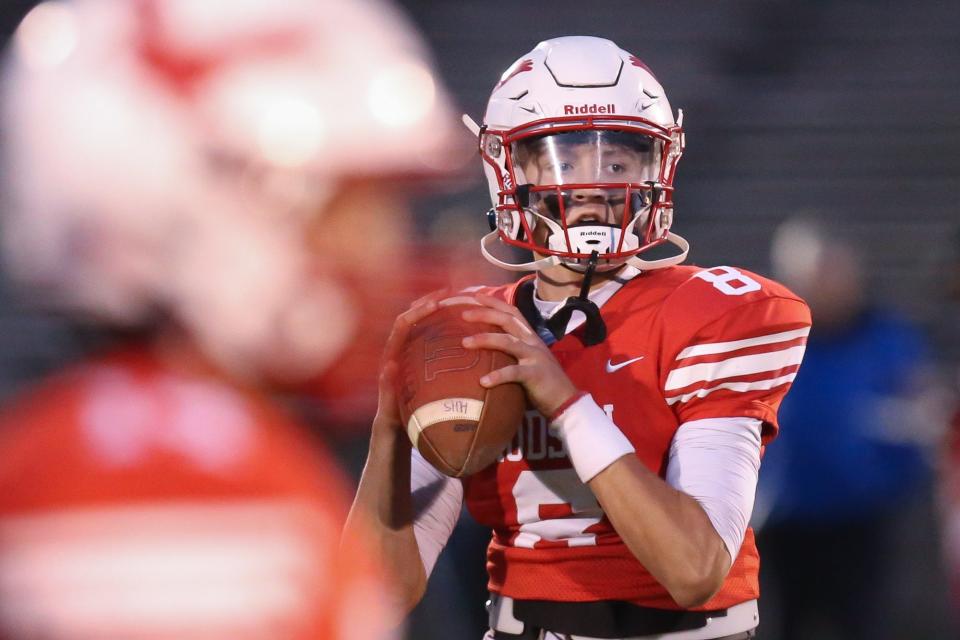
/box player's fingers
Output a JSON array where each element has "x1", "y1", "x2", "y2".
[
  {"x1": 400, "y1": 297, "x2": 440, "y2": 325},
  {"x1": 383, "y1": 299, "x2": 438, "y2": 359},
  {"x1": 393, "y1": 299, "x2": 441, "y2": 338},
  {"x1": 462, "y1": 332, "x2": 537, "y2": 360},
  {"x1": 473, "y1": 293, "x2": 528, "y2": 320},
  {"x1": 461, "y1": 307, "x2": 538, "y2": 343},
  {"x1": 410, "y1": 287, "x2": 450, "y2": 309},
  {"x1": 479, "y1": 362, "x2": 524, "y2": 388},
  {"x1": 471, "y1": 295, "x2": 538, "y2": 339}
]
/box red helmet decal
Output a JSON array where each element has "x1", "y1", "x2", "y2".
[
  {"x1": 495, "y1": 58, "x2": 534, "y2": 91},
  {"x1": 628, "y1": 54, "x2": 658, "y2": 80},
  {"x1": 133, "y1": 0, "x2": 310, "y2": 95}
]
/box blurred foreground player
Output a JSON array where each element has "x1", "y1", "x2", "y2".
[
  {"x1": 0, "y1": 0, "x2": 455, "y2": 638},
  {"x1": 348, "y1": 37, "x2": 811, "y2": 639}
]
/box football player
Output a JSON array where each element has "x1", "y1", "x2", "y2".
[
  {"x1": 0, "y1": 0, "x2": 455, "y2": 638},
  {"x1": 348, "y1": 36, "x2": 811, "y2": 639}
]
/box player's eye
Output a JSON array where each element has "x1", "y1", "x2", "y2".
[{"x1": 537, "y1": 159, "x2": 573, "y2": 174}]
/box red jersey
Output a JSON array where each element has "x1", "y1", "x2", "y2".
[
  {"x1": 0, "y1": 346, "x2": 394, "y2": 640},
  {"x1": 462, "y1": 265, "x2": 811, "y2": 610}
]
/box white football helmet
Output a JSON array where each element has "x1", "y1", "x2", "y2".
[
  {"x1": 466, "y1": 36, "x2": 689, "y2": 272},
  {"x1": 1, "y1": 0, "x2": 456, "y2": 381}
]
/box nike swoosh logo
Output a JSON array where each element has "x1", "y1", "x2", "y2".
[{"x1": 605, "y1": 356, "x2": 644, "y2": 373}]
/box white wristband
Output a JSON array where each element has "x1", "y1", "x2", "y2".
[{"x1": 550, "y1": 393, "x2": 635, "y2": 483}]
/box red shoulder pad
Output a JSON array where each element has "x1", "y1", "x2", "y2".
[
  {"x1": 664, "y1": 266, "x2": 802, "y2": 326},
  {"x1": 658, "y1": 266, "x2": 811, "y2": 441}
]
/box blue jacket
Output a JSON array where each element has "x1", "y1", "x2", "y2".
[{"x1": 757, "y1": 308, "x2": 933, "y2": 525}]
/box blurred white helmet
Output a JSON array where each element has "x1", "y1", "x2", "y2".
[
  {"x1": 1, "y1": 0, "x2": 457, "y2": 380},
  {"x1": 466, "y1": 36, "x2": 688, "y2": 272}
]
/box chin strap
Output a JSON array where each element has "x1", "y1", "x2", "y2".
[
  {"x1": 626, "y1": 232, "x2": 690, "y2": 270},
  {"x1": 481, "y1": 230, "x2": 562, "y2": 271},
  {"x1": 545, "y1": 251, "x2": 607, "y2": 346}
]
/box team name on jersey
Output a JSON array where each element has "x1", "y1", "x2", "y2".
[{"x1": 499, "y1": 404, "x2": 615, "y2": 463}]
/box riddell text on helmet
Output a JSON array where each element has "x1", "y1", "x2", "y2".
[{"x1": 563, "y1": 103, "x2": 616, "y2": 115}]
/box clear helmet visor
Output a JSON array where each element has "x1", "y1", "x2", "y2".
[
  {"x1": 510, "y1": 130, "x2": 662, "y2": 225},
  {"x1": 482, "y1": 128, "x2": 686, "y2": 272},
  {"x1": 512, "y1": 129, "x2": 661, "y2": 188}
]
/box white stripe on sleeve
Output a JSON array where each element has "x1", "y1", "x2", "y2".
[
  {"x1": 676, "y1": 327, "x2": 810, "y2": 360},
  {"x1": 664, "y1": 345, "x2": 806, "y2": 392},
  {"x1": 665, "y1": 372, "x2": 798, "y2": 406},
  {"x1": 665, "y1": 417, "x2": 762, "y2": 564},
  {"x1": 411, "y1": 448, "x2": 463, "y2": 579}
]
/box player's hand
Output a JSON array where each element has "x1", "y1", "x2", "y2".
[
  {"x1": 373, "y1": 289, "x2": 448, "y2": 435},
  {"x1": 460, "y1": 294, "x2": 578, "y2": 417}
]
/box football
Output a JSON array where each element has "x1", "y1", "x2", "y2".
[{"x1": 396, "y1": 296, "x2": 527, "y2": 477}]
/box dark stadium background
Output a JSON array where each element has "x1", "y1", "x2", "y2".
[{"x1": 0, "y1": 1, "x2": 958, "y2": 638}]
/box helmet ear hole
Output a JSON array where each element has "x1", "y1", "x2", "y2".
[{"x1": 492, "y1": 208, "x2": 536, "y2": 241}]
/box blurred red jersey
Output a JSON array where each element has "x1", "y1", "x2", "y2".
[
  {"x1": 0, "y1": 346, "x2": 395, "y2": 640},
  {"x1": 462, "y1": 265, "x2": 811, "y2": 610}
]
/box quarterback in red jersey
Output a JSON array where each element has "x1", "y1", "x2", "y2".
[
  {"x1": 0, "y1": 0, "x2": 456, "y2": 637},
  {"x1": 348, "y1": 36, "x2": 810, "y2": 639}
]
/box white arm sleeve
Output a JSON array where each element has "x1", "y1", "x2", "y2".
[
  {"x1": 665, "y1": 417, "x2": 763, "y2": 564},
  {"x1": 411, "y1": 448, "x2": 463, "y2": 578}
]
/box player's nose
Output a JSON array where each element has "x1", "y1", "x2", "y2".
[
  {"x1": 565, "y1": 187, "x2": 610, "y2": 225},
  {"x1": 570, "y1": 187, "x2": 607, "y2": 203}
]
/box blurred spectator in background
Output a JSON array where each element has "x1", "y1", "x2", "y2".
[
  {"x1": 755, "y1": 216, "x2": 952, "y2": 640},
  {"x1": 943, "y1": 228, "x2": 960, "y2": 628},
  {"x1": 0, "y1": 0, "x2": 458, "y2": 637}
]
